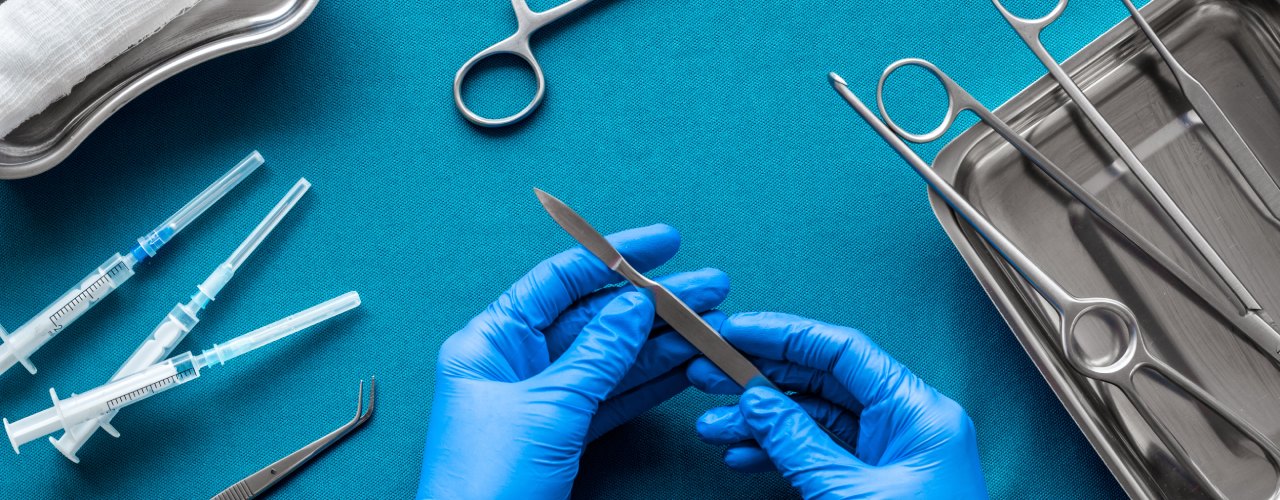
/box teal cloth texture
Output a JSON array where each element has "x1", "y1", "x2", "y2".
[{"x1": 0, "y1": 0, "x2": 1141, "y2": 497}]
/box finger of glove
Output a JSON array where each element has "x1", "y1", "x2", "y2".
[
  {"x1": 697, "y1": 395, "x2": 859, "y2": 446},
  {"x1": 723, "y1": 312, "x2": 922, "y2": 410},
  {"x1": 609, "y1": 312, "x2": 726, "y2": 398},
  {"x1": 544, "y1": 268, "x2": 729, "y2": 359},
  {"x1": 587, "y1": 368, "x2": 690, "y2": 442},
  {"x1": 687, "y1": 357, "x2": 860, "y2": 412},
  {"x1": 540, "y1": 291, "x2": 655, "y2": 404},
  {"x1": 497, "y1": 224, "x2": 678, "y2": 332},
  {"x1": 723, "y1": 444, "x2": 776, "y2": 473},
  {"x1": 739, "y1": 387, "x2": 866, "y2": 482}
]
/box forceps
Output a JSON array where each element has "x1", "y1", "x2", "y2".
[
  {"x1": 992, "y1": 0, "x2": 1271, "y2": 325},
  {"x1": 831, "y1": 72, "x2": 1280, "y2": 500},
  {"x1": 873, "y1": 58, "x2": 1280, "y2": 360},
  {"x1": 1120, "y1": 0, "x2": 1280, "y2": 223},
  {"x1": 454, "y1": 0, "x2": 595, "y2": 127},
  {"x1": 211, "y1": 378, "x2": 374, "y2": 500}
]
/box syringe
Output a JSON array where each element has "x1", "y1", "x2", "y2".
[
  {"x1": 49, "y1": 178, "x2": 311, "y2": 463},
  {"x1": 0, "y1": 152, "x2": 263, "y2": 377},
  {"x1": 5, "y1": 291, "x2": 361, "y2": 453}
]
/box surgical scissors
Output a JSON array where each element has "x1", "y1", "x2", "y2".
[
  {"x1": 992, "y1": 0, "x2": 1270, "y2": 324},
  {"x1": 1119, "y1": 0, "x2": 1280, "y2": 224},
  {"x1": 831, "y1": 71, "x2": 1280, "y2": 500},
  {"x1": 873, "y1": 58, "x2": 1280, "y2": 361},
  {"x1": 454, "y1": 0, "x2": 596, "y2": 127},
  {"x1": 211, "y1": 378, "x2": 374, "y2": 500}
]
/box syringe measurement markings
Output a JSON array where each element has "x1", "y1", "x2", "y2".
[
  {"x1": 48, "y1": 261, "x2": 129, "y2": 332},
  {"x1": 105, "y1": 261, "x2": 127, "y2": 281},
  {"x1": 104, "y1": 367, "x2": 193, "y2": 410}
]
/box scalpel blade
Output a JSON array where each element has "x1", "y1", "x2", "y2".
[{"x1": 535, "y1": 189, "x2": 626, "y2": 270}]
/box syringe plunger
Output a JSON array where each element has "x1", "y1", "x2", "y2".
[{"x1": 3, "y1": 291, "x2": 361, "y2": 453}]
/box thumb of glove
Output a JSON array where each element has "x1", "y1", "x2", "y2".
[{"x1": 540, "y1": 291, "x2": 654, "y2": 405}]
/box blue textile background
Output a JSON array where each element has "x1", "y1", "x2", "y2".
[{"x1": 0, "y1": 0, "x2": 1141, "y2": 497}]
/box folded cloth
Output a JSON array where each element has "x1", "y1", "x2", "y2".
[{"x1": 0, "y1": 0, "x2": 203, "y2": 138}]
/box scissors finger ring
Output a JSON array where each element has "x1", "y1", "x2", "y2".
[{"x1": 454, "y1": 0, "x2": 597, "y2": 127}]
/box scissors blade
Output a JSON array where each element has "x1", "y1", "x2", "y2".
[{"x1": 534, "y1": 189, "x2": 772, "y2": 389}]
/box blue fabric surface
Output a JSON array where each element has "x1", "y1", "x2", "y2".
[{"x1": 0, "y1": 0, "x2": 1141, "y2": 497}]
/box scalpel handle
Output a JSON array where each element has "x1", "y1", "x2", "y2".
[
  {"x1": 646, "y1": 284, "x2": 773, "y2": 390},
  {"x1": 646, "y1": 284, "x2": 855, "y2": 451}
]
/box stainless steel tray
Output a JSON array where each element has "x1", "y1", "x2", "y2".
[
  {"x1": 931, "y1": 0, "x2": 1280, "y2": 497},
  {"x1": 0, "y1": 0, "x2": 317, "y2": 179}
]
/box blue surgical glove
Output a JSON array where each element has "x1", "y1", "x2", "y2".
[
  {"x1": 418, "y1": 224, "x2": 730, "y2": 500},
  {"x1": 687, "y1": 312, "x2": 988, "y2": 499}
]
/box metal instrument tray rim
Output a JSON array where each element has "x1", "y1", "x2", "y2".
[
  {"x1": 0, "y1": 0, "x2": 319, "y2": 180},
  {"x1": 929, "y1": 0, "x2": 1209, "y2": 497}
]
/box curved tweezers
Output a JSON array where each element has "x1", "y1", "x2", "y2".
[{"x1": 211, "y1": 377, "x2": 375, "y2": 500}]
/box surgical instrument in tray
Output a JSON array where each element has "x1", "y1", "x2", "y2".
[
  {"x1": 1120, "y1": 0, "x2": 1280, "y2": 223},
  {"x1": 831, "y1": 71, "x2": 1280, "y2": 499},
  {"x1": 4, "y1": 291, "x2": 361, "y2": 452},
  {"x1": 0, "y1": 151, "x2": 262, "y2": 378},
  {"x1": 212, "y1": 377, "x2": 374, "y2": 500},
  {"x1": 49, "y1": 178, "x2": 311, "y2": 463},
  {"x1": 873, "y1": 58, "x2": 1280, "y2": 360},
  {"x1": 992, "y1": 0, "x2": 1273, "y2": 329},
  {"x1": 454, "y1": 0, "x2": 595, "y2": 127},
  {"x1": 535, "y1": 189, "x2": 855, "y2": 449}
]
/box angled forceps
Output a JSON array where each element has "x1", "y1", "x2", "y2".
[{"x1": 211, "y1": 378, "x2": 375, "y2": 500}]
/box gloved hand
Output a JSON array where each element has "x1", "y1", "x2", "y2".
[
  {"x1": 417, "y1": 224, "x2": 729, "y2": 500},
  {"x1": 687, "y1": 312, "x2": 988, "y2": 499}
]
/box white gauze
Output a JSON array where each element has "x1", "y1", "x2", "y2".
[{"x1": 0, "y1": 0, "x2": 203, "y2": 138}]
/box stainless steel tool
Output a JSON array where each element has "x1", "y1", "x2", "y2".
[
  {"x1": 0, "y1": 0, "x2": 317, "y2": 179},
  {"x1": 211, "y1": 378, "x2": 374, "y2": 500},
  {"x1": 534, "y1": 189, "x2": 771, "y2": 388},
  {"x1": 1119, "y1": 0, "x2": 1280, "y2": 223},
  {"x1": 992, "y1": 0, "x2": 1270, "y2": 327},
  {"x1": 454, "y1": 0, "x2": 597, "y2": 128},
  {"x1": 928, "y1": 0, "x2": 1280, "y2": 495},
  {"x1": 873, "y1": 57, "x2": 1280, "y2": 361},
  {"x1": 831, "y1": 71, "x2": 1280, "y2": 500}
]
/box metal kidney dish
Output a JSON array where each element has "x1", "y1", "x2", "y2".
[{"x1": 0, "y1": 0, "x2": 317, "y2": 179}]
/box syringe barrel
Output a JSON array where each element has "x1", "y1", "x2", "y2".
[
  {"x1": 66, "y1": 363, "x2": 177, "y2": 424},
  {"x1": 111, "y1": 304, "x2": 198, "y2": 381},
  {"x1": 5, "y1": 359, "x2": 196, "y2": 451},
  {"x1": 52, "y1": 302, "x2": 199, "y2": 461},
  {"x1": 0, "y1": 254, "x2": 135, "y2": 375}
]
